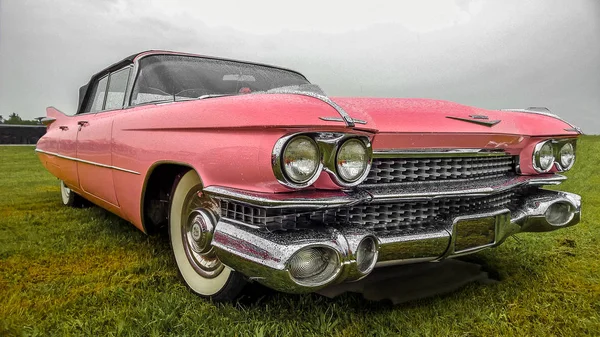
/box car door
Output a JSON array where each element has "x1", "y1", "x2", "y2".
[
  {"x1": 76, "y1": 67, "x2": 131, "y2": 206},
  {"x1": 55, "y1": 76, "x2": 109, "y2": 189}
]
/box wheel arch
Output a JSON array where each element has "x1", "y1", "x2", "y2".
[{"x1": 140, "y1": 161, "x2": 203, "y2": 234}]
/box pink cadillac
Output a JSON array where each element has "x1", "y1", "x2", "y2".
[{"x1": 36, "y1": 50, "x2": 582, "y2": 301}]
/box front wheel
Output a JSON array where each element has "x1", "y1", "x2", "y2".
[
  {"x1": 169, "y1": 170, "x2": 246, "y2": 301},
  {"x1": 60, "y1": 180, "x2": 88, "y2": 207}
]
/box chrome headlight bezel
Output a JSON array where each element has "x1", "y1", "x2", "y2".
[
  {"x1": 532, "y1": 140, "x2": 555, "y2": 173},
  {"x1": 321, "y1": 134, "x2": 372, "y2": 188},
  {"x1": 556, "y1": 141, "x2": 576, "y2": 171},
  {"x1": 335, "y1": 138, "x2": 370, "y2": 184},
  {"x1": 272, "y1": 135, "x2": 323, "y2": 188},
  {"x1": 272, "y1": 132, "x2": 373, "y2": 189}
]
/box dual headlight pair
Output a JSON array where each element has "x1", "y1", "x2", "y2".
[
  {"x1": 273, "y1": 133, "x2": 372, "y2": 188},
  {"x1": 533, "y1": 139, "x2": 576, "y2": 173}
]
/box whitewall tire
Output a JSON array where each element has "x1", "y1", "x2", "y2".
[
  {"x1": 169, "y1": 170, "x2": 246, "y2": 301},
  {"x1": 60, "y1": 180, "x2": 87, "y2": 207}
]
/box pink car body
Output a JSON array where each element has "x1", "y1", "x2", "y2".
[{"x1": 36, "y1": 51, "x2": 582, "y2": 300}]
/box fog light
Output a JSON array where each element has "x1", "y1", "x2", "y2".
[
  {"x1": 545, "y1": 202, "x2": 575, "y2": 226},
  {"x1": 356, "y1": 237, "x2": 378, "y2": 274},
  {"x1": 288, "y1": 247, "x2": 340, "y2": 286}
]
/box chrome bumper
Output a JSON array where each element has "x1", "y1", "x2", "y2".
[{"x1": 210, "y1": 188, "x2": 581, "y2": 293}]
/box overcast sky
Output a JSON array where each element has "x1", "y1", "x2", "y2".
[{"x1": 1, "y1": 0, "x2": 598, "y2": 133}]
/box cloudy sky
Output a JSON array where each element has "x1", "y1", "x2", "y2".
[{"x1": 1, "y1": 0, "x2": 599, "y2": 133}]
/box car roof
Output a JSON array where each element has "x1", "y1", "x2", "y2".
[{"x1": 76, "y1": 50, "x2": 307, "y2": 114}]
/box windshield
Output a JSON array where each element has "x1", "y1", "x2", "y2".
[{"x1": 131, "y1": 55, "x2": 310, "y2": 105}]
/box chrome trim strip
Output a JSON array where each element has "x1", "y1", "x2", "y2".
[
  {"x1": 40, "y1": 117, "x2": 56, "y2": 126},
  {"x1": 204, "y1": 186, "x2": 369, "y2": 209},
  {"x1": 500, "y1": 108, "x2": 583, "y2": 134},
  {"x1": 204, "y1": 174, "x2": 566, "y2": 208},
  {"x1": 35, "y1": 148, "x2": 140, "y2": 175},
  {"x1": 364, "y1": 174, "x2": 565, "y2": 202},
  {"x1": 319, "y1": 116, "x2": 367, "y2": 125},
  {"x1": 372, "y1": 148, "x2": 509, "y2": 158},
  {"x1": 446, "y1": 116, "x2": 501, "y2": 127}
]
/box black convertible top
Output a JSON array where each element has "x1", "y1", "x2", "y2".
[
  {"x1": 76, "y1": 50, "x2": 307, "y2": 114},
  {"x1": 76, "y1": 52, "x2": 137, "y2": 114}
]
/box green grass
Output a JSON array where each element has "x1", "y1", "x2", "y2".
[{"x1": 1, "y1": 138, "x2": 599, "y2": 336}]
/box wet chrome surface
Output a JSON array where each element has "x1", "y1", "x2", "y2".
[{"x1": 210, "y1": 189, "x2": 582, "y2": 293}]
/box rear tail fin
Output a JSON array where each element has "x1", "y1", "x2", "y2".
[{"x1": 42, "y1": 106, "x2": 67, "y2": 126}]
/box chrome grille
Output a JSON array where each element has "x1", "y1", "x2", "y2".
[
  {"x1": 219, "y1": 189, "x2": 526, "y2": 233},
  {"x1": 363, "y1": 156, "x2": 516, "y2": 185},
  {"x1": 340, "y1": 191, "x2": 515, "y2": 233}
]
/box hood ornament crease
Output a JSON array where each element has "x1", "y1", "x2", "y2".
[
  {"x1": 446, "y1": 116, "x2": 501, "y2": 127},
  {"x1": 264, "y1": 84, "x2": 356, "y2": 127}
]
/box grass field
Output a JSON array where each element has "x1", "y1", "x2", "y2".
[{"x1": 1, "y1": 137, "x2": 599, "y2": 336}]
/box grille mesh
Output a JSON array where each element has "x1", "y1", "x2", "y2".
[
  {"x1": 339, "y1": 191, "x2": 515, "y2": 233},
  {"x1": 220, "y1": 189, "x2": 527, "y2": 233},
  {"x1": 363, "y1": 156, "x2": 515, "y2": 185}
]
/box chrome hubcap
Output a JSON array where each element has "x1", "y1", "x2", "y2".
[
  {"x1": 181, "y1": 193, "x2": 223, "y2": 278},
  {"x1": 191, "y1": 223, "x2": 202, "y2": 241}
]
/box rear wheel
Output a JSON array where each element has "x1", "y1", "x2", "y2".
[
  {"x1": 60, "y1": 180, "x2": 88, "y2": 207},
  {"x1": 169, "y1": 170, "x2": 246, "y2": 301}
]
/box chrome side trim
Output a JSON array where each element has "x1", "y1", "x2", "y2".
[
  {"x1": 204, "y1": 174, "x2": 566, "y2": 208},
  {"x1": 35, "y1": 148, "x2": 140, "y2": 175},
  {"x1": 373, "y1": 148, "x2": 508, "y2": 158}
]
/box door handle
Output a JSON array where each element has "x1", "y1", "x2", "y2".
[
  {"x1": 59, "y1": 126, "x2": 68, "y2": 131},
  {"x1": 77, "y1": 121, "x2": 89, "y2": 127}
]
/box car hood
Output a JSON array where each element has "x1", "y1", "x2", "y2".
[{"x1": 329, "y1": 97, "x2": 579, "y2": 137}]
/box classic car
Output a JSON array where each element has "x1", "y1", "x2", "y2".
[{"x1": 36, "y1": 50, "x2": 582, "y2": 301}]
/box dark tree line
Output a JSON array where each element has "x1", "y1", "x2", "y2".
[{"x1": 0, "y1": 113, "x2": 42, "y2": 125}]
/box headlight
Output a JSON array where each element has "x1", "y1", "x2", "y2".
[
  {"x1": 282, "y1": 136, "x2": 320, "y2": 184},
  {"x1": 336, "y1": 139, "x2": 368, "y2": 183},
  {"x1": 533, "y1": 140, "x2": 554, "y2": 173},
  {"x1": 558, "y1": 142, "x2": 575, "y2": 170}
]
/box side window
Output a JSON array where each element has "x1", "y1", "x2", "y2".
[
  {"x1": 104, "y1": 67, "x2": 131, "y2": 111},
  {"x1": 84, "y1": 76, "x2": 108, "y2": 113}
]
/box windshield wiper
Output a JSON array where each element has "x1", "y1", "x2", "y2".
[
  {"x1": 197, "y1": 94, "x2": 234, "y2": 100},
  {"x1": 145, "y1": 94, "x2": 235, "y2": 106}
]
